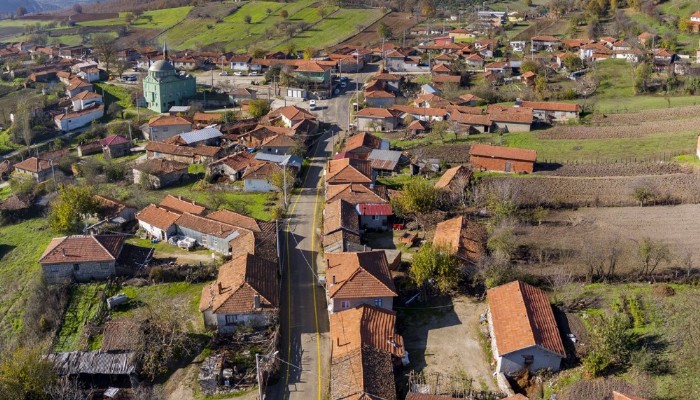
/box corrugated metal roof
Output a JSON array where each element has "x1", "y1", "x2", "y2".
[
  {"x1": 368, "y1": 149, "x2": 402, "y2": 171},
  {"x1": 48, "y1": 351, "x2": 137, "y2": 375},
  {"x1": 356, "y1": 203, "x2": 393, "y2": 216},
  {"x1": 254, "y1": 153, "x2": 302, "y2": 169},
  {"x1": 179, "y1": 127, "x2": 223, "y2": 145}
]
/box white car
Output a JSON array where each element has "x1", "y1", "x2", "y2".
[
  {"x1": 233, "y1": 71, "x2": 243, "y2": 76},
  {"x1": 219, "y1": 71, "x2": 228, "y2": 76},
  {"x1": 249, "y1": 71, "x2": 259, "y2": 76},
  {"x1": 309, "y1": 100, "x2": 317, "y2": 110}
]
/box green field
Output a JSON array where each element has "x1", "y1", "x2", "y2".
[
  {"x1": 505, "y1": 130, "x2": 697, "y2": 163},
  {"x1": 162, "y1": 0, "x2": 383, "y2": 52},
  {"x1": 78, "y1": 7, "x2": 192, "y2": 29},
  {"x1": 54, "y1": 283, "x2": 107, "y2": 352},
  {"x1": 0, "y1": 218, "x2": 56, "y2": 345},
  {"x1": 95, "y1": 83, "x2": 136, "y2": 109},
  {"x1": 275, "y1": 8, "x2": 384, "y2": 51},
  {"x1": 111, "y1": 281, "x2": 206, "y2": 328}
]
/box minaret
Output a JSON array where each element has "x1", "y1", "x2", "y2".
[{"x1": 163, "y1": 41, "x2": 169, "y2": 62}]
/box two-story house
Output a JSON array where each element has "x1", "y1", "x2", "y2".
[{"x1": 325, "y1": 251, "x2": 397, "y2": 313}]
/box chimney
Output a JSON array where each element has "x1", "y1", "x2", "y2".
[
  {"x1": 61, "y1": 248, "x2": 66, "y2": 257},
  {"x1": 253, "y1": 294, "x2": 261, "y2": 309},
  {"x1": 332, "y1": 275, "x2": 336, "y2": 285},
  {"x1": 217, "y1": 282, "x2": 223, "y2": 294}
]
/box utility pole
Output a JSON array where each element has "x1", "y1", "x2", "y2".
[
  {"x1": 282, "y1": 163, "x2": 287, "y2": 210},
  {"x1": 256, "y1": 354, "x2": 262, "y2": 400}
]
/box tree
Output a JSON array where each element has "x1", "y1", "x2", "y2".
[
  {"x1": 248, "y1": 99, "x2": 271, "y2": 117},
  {"x1": 134, "y1": 302, "x2": 196, "y2": 381},
  {"x1": 0, "y1": 346, "x2": 58, "y2": 399},
  {"x1": 271, "y1": 167, "x2": 296, "y2": 208},
  {"x1": 16, "y1": 7, "x2": 27, "y2": 17},
  {"x1": 583, "y1": 313, "x2": 635, "y2": 377},
  {"x1": 280, "y1": 9, "x2": 289, "y2": 19},
  {"x1": 391, "y1": 177, "x2": 438, "y2": 218},
  {"x1": 563, "y1": 53, "x2": 583, "y2": 71},
  {"x1": 92, "y1": 33, "x2": 116, "y2": 77},
  {"x1": 637, "y1": 238, "x2": 670, "y2": 277},
  {"x1": 303, "y1": 48, "x2": 314, "y2": 60},
  {"x1": 420, "y1": 0, "x2": 436, "y2": 16},
  {"x1": 266, "y1": 8, "x2": 272, "y2": 15},
  {"x1": 72, "y1": 4, "x2": 83, "y2": 13},
  {"x1": 125, "y1": 12, "x2": 136, "y2": 25},
  {"x1": 520, "y1": 60, "x2": 540, "y2": 74},
  {"x1": 318, "y1": 7, "x2": 328, "y2": 19},
  {"x1": 244, "y1": 14, "x2": 252, "y2": 24},
  {"x1": 13, "y1": 97, "x2": 33, "y2": 147},
  {"x1": 631, "y1": 184, "x2": 656, "y2": 206},
  {"x1": 534, "y1": 76, "x2": 548, "y2": 98},
  {"x1": 431, "y1": 120, "x2": 450, "y2": 141},
  {"x1": 48, "y1": 185, "x2": 99, "y2": 234},
  {"x1": 679, "y1": 18, "x2": 690, "y2": 32},
  {"x1": 634, "y1": 62, "x2": 653, "y2": 94},
  {"x1": 284, "y1": 42, "x2": 297, "y2": 56},
  {"x1": 377, "y1": 22, "x2": 393, "y2": 39},
  {"x1": 410, "y1": 243, "x2": 461, "y2": 293}
]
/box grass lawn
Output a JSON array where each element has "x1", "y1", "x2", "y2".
[
  {"x1": 0, "y1": 129, "x2": 21, "y2": 155},
  {"x1": 126, "y1": 237, "x2": 212, "y2": 256},
  {"x1": 54, "y1": 283, "x2": 107, "y2": 352},
  {"x1": 97, "y1": 181, "x2": 277, "y2": 221},
  {"x1": 77, "y1": 7, "x2": 192, "y2": 29},
  {"x1": 0, "y1": 218, "x2": 57, "y2": 345},
  {"x1": 390, "y1": 132, "x2": 492, "y2": 150},
  {"x1": 95, "y1": 83, "x2": 136, "y2": 109},
  {"x1": 0, "y1": 186, "x2": 12, "y2": 201},
  {"x1": 593, "y1": 95, "x2": 700, "y2": 114},
  {"x1": 504, "y1": 130, "x2": 697, "y2": 163},
  {"x1": 111, "y1": 282, "x2": 207, "y2": 331}
]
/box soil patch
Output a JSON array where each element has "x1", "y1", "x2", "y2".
[{"x1": 335, "y1": 12, "x2": 421, "y2": 48}]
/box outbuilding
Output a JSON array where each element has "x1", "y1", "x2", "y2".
[{"x1": 469, "y1": 144, "x2": 536, "y2": 174}]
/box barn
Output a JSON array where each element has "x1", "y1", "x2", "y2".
[{"x1": 469, "y1": 144, "x2": 536, "y2": 174}]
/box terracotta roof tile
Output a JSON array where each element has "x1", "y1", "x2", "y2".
[
  {"x1": 343, "y1": 132, "x2": 384, "y2": 154},
  {"x1": 100, "y1": 135, "x2": 129, "y2": 146},
  {"x1": 133, "y1": 159, "x2": 189, "y2": 175},
  {"x1": 324, "y1": 199, "x2": 359, "y2": 237},
  {"x1": 148, "y1": 115, "x2": 192, "y2": 127},
  {"x1": 145, "y1": 141, "x2": 222, "y2": 158},
  {"x1": 326, "y1": 158, "x2": 372, "y2": 185},
  {"x1": 434, "y1": 165, "x2": 472, "y2": 190},
  {"x1": 486, "y1": 106, "x2": 534, "y2": 124},
  {"x1": 199, "y1": 253, "x2": 278, "y2": 314},
  {"x1": 469, "y1": 143, "x2": 537, "y2": 162},
  {"x1": 355, "y1": 107, "x2": 397, "y2": 118},
  {"x1": 241, "y1": 161, "x2": 281, "y2": 180},
  {"x1": 487, "y1": 281, "x2": 566, "y2": 357},
  {"x1": 207, "y1": 209, "x2": 262, "y2": 232},
  {"x1": 136, "y1": 204, "x2": 181, "y2": 230},
  {"x1": 330, "y1": 346, "x2": 396, "y2": 400},
  {"x1": 330, "y1": 304, "x2": 404, "y2": 360},
  {"x1": 433, "y1": 216, "x2": 486, "y2": 264},
  {"x1": 325, "y1": 251, "x2": 397, "y2": 299},
  {"x1": 159, "y1": 195, "x2": 207, "y2": 215},
  {"x1": 519, "y1": 101, "x2": 579, "y2": 113},
  {"x1": 208, "y1": 151, "x2": 259, "y2": 171},
  {"x1": 15, "y1": 157, "x2": 52, "y2": 173},
  {"x1": 326, "y1": 183, "x2": 387, "y2": 205},
  {"x1": 175, "y1": 213, "x2": 239, "y2": 239},
  {"x1": 612, "y1": 392, "x2": 647, "y2": 400},
  {"x1": 39, "y1": 235, "x2": 125, "y2": 264}
]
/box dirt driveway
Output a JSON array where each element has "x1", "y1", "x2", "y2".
[{"x1": 400, "y1": 296, "x2": 498, "y2": 392}]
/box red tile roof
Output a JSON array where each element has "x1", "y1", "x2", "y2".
[
  {"x1": 136, "y1": 204, "x2": 181, "y2": 230},
  {"x1": 133, "y1": 159, "x2": 189, "y2": 175},
  {"x1": 469, "y1": 143, "x2": 537, "y2": 162},
  {"x1": 355, "y1": 107, "x2": 397, "y2": 118},
  {"x1": 159, "y1": 195, "x2": 207, "y2": 216},
  {"x1": 326, "y1": 158, "x2": 372, "y2": 185},
  {"x1": 519, "y1": 101, "x2": 579, "y2": 113},
  {"x1": 487, "y1": 281, "x2": 566, "y2": 357},
  {"x1": 325, "y1": 251, "x2": 397, "y2": 299},
  {"x1": 343, "y1": 132, "x2": 384, "y2": 154},
  {"x1": 331, "y1": 346, "x2": 396, "y2": 400},
  {"x1": 433, "y1": 215, "x2": 486, "y2": 264},
  {"x1": 176, "y1": 212, "x2": 238, "y2": 239},
  {"x1": 39, "y1": 235, "x2": 125, "y2": 264},
  {"x1": 100, "y1": 135, "x2": 129, "y2": 147},
  {"x1": 325, "y1": 183, "x2": 388, "y2": 205},
  {"x1": 612, "y1": 392, "x2": 647, "y2": 400},
  {"x1": 434, "y1": 165, "x2": 472, "y2": 190},
  {"x1": 148, "y1": 115, "x2": 192, "y2": 127},
  {"x1": 324, "y1": 199, "x2": 360, "y2": 238},
  {"x1": 207, "y1": 209, "x2": 262, "y2": 232},
  {"x1": 14, "y1": 157, "x2": 51, "y2": 173},
  {"x1": 330, "y1": 304, "x2": 404, "y2": 359},
  {"x1": 199, "y1": 253, "x2": 278, "y2": 313}
]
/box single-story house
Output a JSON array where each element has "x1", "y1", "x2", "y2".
[
  {"x1": 169, "y1": 127, "x2": 223, "y2": 147},
  {"x1": 14, "y1": 157, "x2": 53, "y2": 182},
  {"x1": 145, "y1": 141, "x2": 223, "y2": 165},
  {"x1": 325, "y1": 251, "x2": 397, "y2": 313},
  {"x1": 136, "y1": 204, "x2": 181, "y2": 241},
  {"x1": 469, "y1": 143, "x2": 536, "y2": 174},
  {"x1": 71, "y1": 91, "x2": 103, "y2": 111},
  {"x1": 143, "y1": 115, "x2": 193, "y2": 142},
  {"x1": 487, "y1": 280, "x2": 566, "y2": 374},
  {"x1": 39, "y1": 235, "x2": 126, "y2": 284},
  {"x1": 268, "y1": 105, "x2": 316, "y2": 128},
  {"x1": 206, "y1": 151, "x2": 260, "y2": 182},
  {"x1": 200, "y1": 253, "x2": 279, "y2": 333},
  {"x1": 518, "y1": 100, "x2": 579, "y2": 123},
  {"x1": 86, "y1": 195, "x2": 136, "y2": 232},
  {"x1": 325, "y1": 158, "x2": 374, "y2": 186},
  {"x1": 343, "y1": 132, "x2": 389, "y2": 159},
  {"x1": 54, "y1": 105, "x2": 104, "y2": 132},
  {"x1": 356, "y1": 203, "x2": 392, "y2": 231},
  {"x1": 487, "y1": 106, "x2": 533, "y2": 132},
  {"x1": 325, "y1": 183, "x2": 389, "y2": 207},
  {"x1": 323, "y1": 199, "x2": 363, "y2": 253},
  {"x1": 261, "y1": 134, "x2": 298, "y2": 155},
  {"x1": 132, "y1": 159, "x2": 189, "y2": 189},
  {"x1": 242, "y1": 161, "x2": 282, "y2": 192},
  {"x1": 175, "y1": 212, "x2": 244, "y2": 255},
  {"x1": 159, "y1": 194, "x2": 207, "y2": 215},
  {"x1": 101, "y1": 135, "x2": 131, "y2": 159},
  {"x1": 364, "y1": 90, "x2": 396, "y2": 108},
  {"x1": 355, "y1": 108, "x2": 400, "y2": 131}
]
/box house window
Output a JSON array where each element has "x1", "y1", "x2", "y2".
[
  {"x1": 73, "y1": 264, "x2": 79, "y2": 271},
  {"x1": 225, "y1": 315, "x2": 238, "y2": 325},
  {"x1": 341, "y1": 300, "x2": 350, "y2": 309},
  {"x1": 374, "y1": 298, "x2": 383, "y2": 307}
]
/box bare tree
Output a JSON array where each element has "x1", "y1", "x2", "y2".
[
  {"x1": 92, "y1": 33, "x2": 117, "y2": 77},
  {"x1": 637, "y1": 238, "x2": 670, "y2": 277},
  {"x1": 13, "y1": 97, "x2": 34, "y2": 147}
]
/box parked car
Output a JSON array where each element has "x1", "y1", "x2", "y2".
[
  {"x1": 249, "y1": 71, "x2": 259, "y2": 76},
  {"x1": 219, "y1": 71, "x2": 229, "y2": 76},
  {"x1": 309, "y1": 100, "x2": 317, "y2": 110},
  {"x1": 234, "y1": 71, "x2": 243, "y2": 76},
  {"x1": 340, "y1": 81, "x2": 347, "y2": 88}
]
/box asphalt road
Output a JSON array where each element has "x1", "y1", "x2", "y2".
[{"x1": 266, "y1": 88, "x2": 354, "y2": 399}]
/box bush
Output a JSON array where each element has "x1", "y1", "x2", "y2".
[
  {"x1": 104, "y1": 162, "x2": 126, "y2": 183},
  {"x1": 270, "y1": 205, "x2": 285, "y2": 220}
]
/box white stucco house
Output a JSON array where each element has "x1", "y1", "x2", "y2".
[
  {"x1": 135, "y1": 204, "x2": 180, "y2": 241},
  {"x1": 487, "y1": 281, "x2": 566, "y2": 375},
  {"x1": 54, "y1": 105, "x2": 104, "y2": 132}
]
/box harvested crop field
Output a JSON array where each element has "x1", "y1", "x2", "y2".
[
  {"x1": 478, "y1": 173, "x2": 700, "y2": 207},
  {"x1": 535, "y1": 161, "x2": 688, "y2": 177},
  {"x1": 538, "y1": 105, "x2": 700, "y2": 140},
  {"x1": 335, "y1": 12, "x2": 421, "y2": 48},
  {"x1": 512, "y1": 204, "x2": 700, "y2": 276}
]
